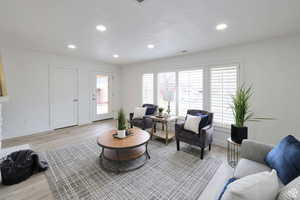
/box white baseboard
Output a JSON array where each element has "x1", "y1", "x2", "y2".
[
  {"x1": 2, "y1": 128, "x2": 54, "y2": 140},
  {"x1": 213, "y1": 128, "x2": 230, "y2": 148},
  {"x1": 0, "y1": 144, "x2": 31, "y2": 158},
  {"x1": 78, "y1": 121, "x2": 92, "y2": 126},
  {"x1": 213, "y1": 138, "x2": 227, "y2": 148}
]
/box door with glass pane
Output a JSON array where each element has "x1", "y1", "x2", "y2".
[{"x1": 91, "y1": 72, "x2": 113, "y2": 121}]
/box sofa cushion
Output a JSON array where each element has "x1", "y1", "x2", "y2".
[
  {"x1": 277, "y1": 176, "x2": 300, "y2": 200},
  {"x1": 222, "y1": 170, "x2": 279, "y2": 200},
  {"x1": 234, "y1": 158, "x2": 272, "y2": 179},
  {"x1": 265, "y1": 135, "x2": 300, "y2": 185},
  {"x1": 234, "y1": 159, "x2": 284, "y2": 188},
  {"x1": 197, "y1": 163, "x2": 234, "y2": 200}
]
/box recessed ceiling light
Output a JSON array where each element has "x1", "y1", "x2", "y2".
[
  {"x1": 113, "y1": 54, "x2": 119, "y2": 58},
  {"x1": 67, "y1": 44, "x2": 77, "y2": 49},
  {"x1": 96, "y1": 25, "x2": 107, "y2": 32},
  {"x1": 216, "y1": 23, "x2": 228, "y2": 31},
  {"x1": 147, "y1": 44, "x2": 155, "y2": 49}
]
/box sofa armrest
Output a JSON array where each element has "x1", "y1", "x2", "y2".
[
  {"x1": 200, "y1": 125, "x2": 213, "y2": 135},
  {"x1": 240, "y1": 139, "x2": 274, "y2": 164}
]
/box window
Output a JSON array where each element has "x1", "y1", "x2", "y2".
[
  {"x1": 142, "y1": 73, "x2": 154, "y2": 104},
  {"x1": 210, "y1": 66, "x2": 238, "y2": 128},
  {"x1": 96, "y1": 75, "x2": 109, "y2": 114},
  {"x1": 157, "y1": 72, "x2": 176, "y2": 115},
  {"x1": 141, "y1": 64, "x2": 238, "y2": 127},
  {"x1": 178, "y1": 69, "x2": 204, "y2": 116}
]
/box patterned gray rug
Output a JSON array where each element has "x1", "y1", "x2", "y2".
[{"x1": 43, "y1": 139, "x2": 222, "y2": 200}]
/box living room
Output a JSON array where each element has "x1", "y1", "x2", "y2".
[{"x1": 0, "y1": 1, "x2": 300, "y2": 200}]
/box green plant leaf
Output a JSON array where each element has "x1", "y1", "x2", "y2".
[{"x1": 231, "y1": 84, "x2": 273, "y2": 127}]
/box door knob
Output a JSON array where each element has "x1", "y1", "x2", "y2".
[{"x1": 73, "y1": 99, "x2": 78, "y2": 102}]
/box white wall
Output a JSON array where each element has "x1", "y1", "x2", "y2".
[
  {"x1": 1, "y1": 47, "x2": 121, "y2": 139},
  {"x1": 120, "y1": 34, "x2": 300, "y2": 146}
]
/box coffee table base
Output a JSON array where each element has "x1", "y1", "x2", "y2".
[{"x1": 99, "y1": 144, "x2": 150, "y2": 173}]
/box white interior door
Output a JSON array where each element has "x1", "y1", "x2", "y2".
[
  {"x1": 91, "y1": 72, "x2": 113, "y2": 121},
  {"x1": 51, "y1": 67, "x2": 78, "y2": 129}
]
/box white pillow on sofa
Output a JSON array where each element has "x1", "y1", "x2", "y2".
[
  {"x1": 277, "y1": 176, "x2": 300, "y2": 200},
  {"x1": 222, "y1": 170, "x2": 279, "y2": 200},
  {"x1": 184, "y1": 114, "x2": 202, "y2": 134},
  {"x1": 133, "y1": 107, "x2": 147, "y2": 119}
]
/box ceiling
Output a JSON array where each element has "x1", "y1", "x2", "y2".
[{"x1": 0, "y1": 0, "x2": 300, "y2": 65}]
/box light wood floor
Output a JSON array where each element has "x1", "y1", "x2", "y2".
[{"x1": 0, "y1": 120, "x2": 226, "y2": 200}]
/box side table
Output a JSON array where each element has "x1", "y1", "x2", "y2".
[
  {"x1": 150, "y1": 116, "x2": 177, "y2": 145},
  {"x1": 227, "y1": 137, "x2": 241, "y2": 168}
]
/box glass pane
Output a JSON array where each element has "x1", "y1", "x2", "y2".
[
  {"x1": 96, "y1": 75, "x2": 109, "y2": 115},
  {"x1": 157, "y1": 72, "x2": 176, "y2": 115},
  {"x1": 142, "y1": 73, "x2": 154, "y2": 104}
]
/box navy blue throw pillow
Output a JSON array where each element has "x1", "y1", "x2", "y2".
[
  {"x1": 145, "y1": 107, "x2": 156, "y2": 115},
  {"x1": 196, "y1": 113, "x2": 209, "y2": 129},
  {"x1": 218, "y1": 178, "x2": 237, "y2": 200},
  {"x1": 265, "y1": 135, "x2": 300, "y2": 185}
]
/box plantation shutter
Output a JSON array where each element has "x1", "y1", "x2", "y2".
[
  {"x1": 142, "y1": 73, "x2": 154, "y2": 104},
  {"x1": 178, "y1": 69, "x2": 204, "y2": 116},
  {"x1": 210, "y1": 66, "x2": 238, "y2": 128},
  {"x1": 157, "y1": 72, "x2": 176, "y2": 115}
]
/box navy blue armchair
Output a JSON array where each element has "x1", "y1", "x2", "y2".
[
  {"x1": 129, "y1": 104, "x2": 158, "y2": 130},
  {"x1": 175, "y1": 110, "x2": 214, "y2": 159}
]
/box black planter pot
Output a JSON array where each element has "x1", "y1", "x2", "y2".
[{"x1": 231, "y1": 125, "x2": 248, "y2": 144}]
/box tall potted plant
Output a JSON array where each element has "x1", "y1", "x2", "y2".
[
  {"x1": 231, "y1": 85, "x2": 252, "y2": 144},
  {"x1": 117, "y1": 109, "x2": 127, "y2": 138},
  {"x1": 231, "y1": 85, "x2": 271, "y2": 144}
]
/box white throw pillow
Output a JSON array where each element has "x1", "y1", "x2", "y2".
[
  {"x1": 133, "y1": 107, "x2": 147, "y2": 119},
  {"x1": 277, "y1": 176, "x2": 300, "y2": 200},
  {"x1": 222, "y1": 170, "x2": 279, "y2": 200},
  {"x1": 184, "y1": 114, "x2": 202, "y2": 134}
]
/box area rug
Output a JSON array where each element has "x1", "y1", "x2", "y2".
[{"x1": 43, "y1": 139, "x2": 222, "y2": 200}]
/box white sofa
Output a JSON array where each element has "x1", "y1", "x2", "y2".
[{"x1": 198, "y1": 139, "x2": 281, "y2": 200}]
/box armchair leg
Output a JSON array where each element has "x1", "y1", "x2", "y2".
[
  {"x1": 176, "y1": 140, "x2": 180, "y2": 151},
  {"x1": 200, "y1": 148, "x2": 204, "y2": 160},
  {"x1": 209, "y1": 144, "x2": 211, "y2": 151}
]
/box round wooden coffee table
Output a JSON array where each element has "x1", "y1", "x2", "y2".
[{"x1": 97, "y1": 128, "x2": 151, "y2": 172}]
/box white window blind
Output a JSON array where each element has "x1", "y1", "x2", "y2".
[
  {"x1": 178, "y1": 69, "x2": 204, "y2": 116},
  {"x1": 210, "y1": 66, "x2": 237, "y2": 128},
  {"x1": 142, "y1": 73, "x2": 154, "y2": 104},
  {"x1": 157, "y1": 72, "x2": 176, "y2": 115}
]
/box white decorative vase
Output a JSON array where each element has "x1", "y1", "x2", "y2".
[{"x1": 117, "y1": 130, "x2": 126, "y2": 138}]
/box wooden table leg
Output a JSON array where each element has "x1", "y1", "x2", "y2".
[
  {"x1": 165, "y1": 122, "x2": 169, "y2": 145},
  {"x1": 151, "y1": 121, "x2": 155, "y2": 140}
]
